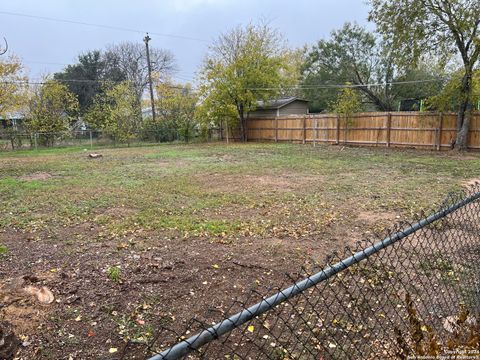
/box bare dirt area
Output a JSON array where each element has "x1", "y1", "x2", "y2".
[
  {"x1": 0, "y1": 227, "x2": 310, "y2": 359},
  {"x1": 0, "y1": 143, "x2": 479, "y2": 359},
  {"x1": 463, "y1": 177, "x2": 480, "y2": 188},
  {"x1": 17, "y1": 172, "x2": 55, "y2": 182}
]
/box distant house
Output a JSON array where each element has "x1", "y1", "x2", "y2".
[
  {"x1": 0, "y1": 112, "x2": 25, "y2": 131},
  {"x1": 70, "y1": 118, "x2": 88, "y2": 132},
  {"x1": 249, "y1": 97, "x2": 309, "y2": 118},
  {"x1": 142, "y1": 108, "x2": 154, "y2": 119}
]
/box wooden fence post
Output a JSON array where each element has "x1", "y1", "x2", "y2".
[
  {"x1": 275, "y1": 117, "x2": 278, "y2": 142},
  {"x1": 313, "y1": 118, "x2": 317, "y2": 147},
  {"x1": 386, "y1": 112, "x2": 392, "y2": 148},
  {"x1": 336, "y1": 114, "x2": 340, "y2": 145},
  {"x1": 437, "y1": 112, "x2": 443, "y2": 151},
  {"x1": 303, "y1": 116, "x2": 306, "y2": 144}
]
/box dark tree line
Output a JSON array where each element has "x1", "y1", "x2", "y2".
[
  {"x1": 54, "y1": 42, "x2": 176, "y2": 114},
  {"x1": 300, "y1": 23, "x2": 445, "y2": 113}
]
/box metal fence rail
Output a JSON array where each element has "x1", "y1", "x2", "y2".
[
  {"x1": 0, "y1": 128, "x2": 225, "y2": 151},
  {"x1": 141, "y1": 185, "x2": 480, "y2": 360}
]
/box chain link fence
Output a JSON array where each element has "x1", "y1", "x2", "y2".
[
  {"x1": 0, "y1": 128, "x2": 225, "y2": 151},
  {"x1": 126, "y1": 185, "x2": 480, "y2": 360}
]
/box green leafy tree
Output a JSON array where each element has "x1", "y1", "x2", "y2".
[
  {"x1": 427, "y1": 70, "x2": 480, "y2": 112},
  {"x1": 197, "y1": 23, "x2": 292, "y2": 141},
  {"x1": 54, "y1": 51, "x2": 108, "y2": 113},
  {"x1": 54, "y1": 43, "x2": 176, "y2": 116},
  {"x1": 302, "y1": 23, "x2": 447, "y2": 113},
  {"x1": 391, "y1": 62, "x2": 447, "y2": 105},
  {"x1": 0, "y1": 55, "x2": 27, "y2": 118},
  {"x1": 85, "y1": 82, "x2": 138, "y2": 144},
  {"x1": 330, "y1": 85, "x2": 362, "y2": 143},
  {"x1": 25, "y1": 80, "x2": 79, "y2": 147},
  {"x1": 278, "y1": 47, "x2": 307, "y2": 99},
  {"x1": 157, "y1": 80, "x2": 197, "y2": 142},
  {"x1": 195, "y1": 94, "x2": 238, "y2": 142},
  {"x1": 0, "y1": 55, "x2": 28, "y2": 149},
  {"x1": 369, "y1": 0, "x2": 480, "y2": 150},
  {"x1": 302, "y1": 23, "x2": 396, "y2": 112},
  {"x1": 142, "y1": 79, "x2": 198, "y2": 142}
]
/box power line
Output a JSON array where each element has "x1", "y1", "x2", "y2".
[
  {"x1": 0, "y1": 78, "x2": 444, "y2": 87},
  {"x1": 0, "y1": 79, "x2": 198, "y2": 91},
  {"x1": 19, "y1": 79, "x2": 125, "y2": 84},
  {"x1": 173, "y1": 74, "x2": 196, "y2": 82},
  {"x1": 0, "y1": 10, "x2": 209, "y2": 43},
  {"x1": 0, "y1": 77, "x2": 447, "y2": 93},
  {"x1": 247, "y1": 78, "x2": 447, "y2": 91},
  {"x1": 21, "y1": 60, "x2": 197, "y2": 78},
  {"x1": 24, "y1": 60, "x2": 70, "y2": 66}
]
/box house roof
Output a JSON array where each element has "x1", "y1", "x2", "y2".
[
  {"x1": 256, "y1": 97, "x2": 309, "y2": 110},
  {"x1": 141, "y1": 108, "x2": 153, "y2": 117},
  {"x1": 0, "y1": 111, "x2": 26, "y2": 120}
]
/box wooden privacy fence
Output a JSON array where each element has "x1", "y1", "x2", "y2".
[{"x1": 245, "y1": 112, "x2": 480, "y2": 150}]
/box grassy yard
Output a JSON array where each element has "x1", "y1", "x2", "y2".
[{"x1": 0, "y1": 142, "x2": 479, "y2": 359}]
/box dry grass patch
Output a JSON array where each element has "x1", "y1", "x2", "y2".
[
  {"x1": 197, "y1": 172, "x2": 323, "y2": 194},
  {"x1": 17, "y1": 172, "x2": 55, "y2": 181}
]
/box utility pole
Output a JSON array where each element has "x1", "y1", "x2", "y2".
[{"x1": 144, "y1": 33, "x2": 156, "y2": 122}]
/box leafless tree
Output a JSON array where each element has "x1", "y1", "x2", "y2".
[
  {"x1": 102, "y1": 42, "x2": 176, "y2": 104},
  {"x1": 0, "y1": 37, "x2": 8, "y2": 55}
]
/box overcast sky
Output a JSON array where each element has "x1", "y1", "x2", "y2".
[{"x1": 1, "y1": 0, "x2": 370, "y2": 83}]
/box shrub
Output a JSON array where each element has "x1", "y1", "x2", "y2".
[{"x1": 141, "y1": 117, "x2": 178, "y2": 142}]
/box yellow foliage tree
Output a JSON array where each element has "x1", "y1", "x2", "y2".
[
  {"x1": 0, "y1": 55, "x2": 27, "y2": 119},
  {"x1": 0, "y1": 55, "x2": 28, "y2": 149},
  {"x1": 85, "y1": 81, "x2": 138, "y2": 144},
  {"x1": 197, "y1": 23, "x2": 293, "y2": 141},
  {"x1": 331, "y1": 85, "x2": 362, "y2": 144},
  {"x1": 26, "y1": 79, "x2": 79, "y2": 147}
]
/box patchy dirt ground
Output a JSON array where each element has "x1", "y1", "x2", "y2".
[
  {"x1": 0, "y1": 143, "x2": 479, "y2": 359},
  {"x1": 17, "y1": 172, "x2": 55, "y2": 182}
]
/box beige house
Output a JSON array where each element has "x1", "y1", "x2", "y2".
[{"x1": 249, "y1": 97, "x2": 309, "y2": 118}]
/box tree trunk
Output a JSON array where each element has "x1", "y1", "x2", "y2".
[
  {"x1": 456, "y1": 110, "x2": 471, "y2": 150},
  {"x1": 239, "y1": 114, "x2": 245, "y2": 142},
  {"x1": 455, "y1": 70, "x2": 473, "y2": 150},
  {"x1": 357, "y1": 86, "x2": 393, "y2": 111},
  {"x1": 238, "y1": 104, "x2": 246, "y2": 142}
]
